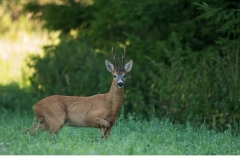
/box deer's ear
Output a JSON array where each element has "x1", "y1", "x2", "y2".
[
  {"x1": 105, "y1": 60, "x2": 114, "y2": 73},
  {"x1": 125, "y1": 60, "x2": 133, "y2": 73}
]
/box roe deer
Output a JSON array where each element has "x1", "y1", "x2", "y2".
[{"x1": 27, "y1": 48, "x2": 133, "y2": 138}]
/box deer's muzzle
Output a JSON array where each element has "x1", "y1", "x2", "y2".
[{"x1": 117, "y1": 80, "x2": 124, "y2": 88}]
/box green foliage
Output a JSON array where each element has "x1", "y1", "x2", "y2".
[
  {"x1": 23, "y1": 0, "x2": 240, "y2": 129},
  {"x1": 1, "y1": 111, "x2": 240, "y2": 155},
  {"x1": 0, "y1": 83, "x2": 37, "y2": 112},
  {"x1": 24, "y1": 0, "x2": 93, "y2": 33},
  {"x1": 195, "y1": 1, "x2": 240, "y2": 50},
  {"x1": 146, "y1": 33, "x2": 240, "y2": 129},
  {"x1": 27, "y1": 37, "x2": 112, "y2": 98},
  {"x1": 0, "y1": 0, "x2": 44, "y2": 39}
]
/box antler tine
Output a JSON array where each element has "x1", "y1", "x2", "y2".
[
  {"x1": 121, "y1": 47, "x2": 126, "y2": 68},
  {"x1": 111, "y1": 47, "x2": 118, "y2": 68}
]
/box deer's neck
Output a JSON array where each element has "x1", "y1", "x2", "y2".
[{"x1": 107, "y1": 80, "x2": 124, "y2": 108}]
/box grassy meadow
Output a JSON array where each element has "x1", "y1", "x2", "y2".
[{"x1": 1, "y1": 111, "x2": 240, "y2": 155}]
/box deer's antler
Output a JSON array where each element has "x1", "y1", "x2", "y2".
[
  {"x1": 121, "y1": 47, "x2": 126, "y2": 68},
  {"x1": 111, "y1": 47, "x2": 118, "y2": 68}
]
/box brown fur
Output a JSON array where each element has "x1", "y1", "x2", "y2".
[{"x1": 27, "y1": 56, "x2": 132, "y2": 139}]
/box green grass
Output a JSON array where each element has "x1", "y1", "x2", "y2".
[{"x1": 0, "y1": 110, "x2": 240, "y2": 155}]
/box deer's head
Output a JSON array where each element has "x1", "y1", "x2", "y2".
[{"x1": 105, "y1": 48, "x2": 133, "y2": 88}]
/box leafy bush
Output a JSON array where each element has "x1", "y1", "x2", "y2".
[
  {"x1": 0, "y1": 83, "x2": 37, "y2": 112},
  {"x1": 27, "y1": 37, "x2": 110, "y2": 97},
  {"x1": 146, "y1": 33, "x2": 240, "y2": 129}
]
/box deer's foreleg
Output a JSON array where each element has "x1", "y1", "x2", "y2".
[
  {"x1": 88, "y1": 117, "x2": 112, "y2": 138},
  {"x1": 88, "y1": 117, "x2": 110, "y2": 128},
  {"x1": 99, "y1": 127, "x2": 111, "y2": 139}
]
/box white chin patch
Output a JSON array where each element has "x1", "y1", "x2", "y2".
[{"x1": 117, "y1": 85, "x2": 123, "y2": 88}]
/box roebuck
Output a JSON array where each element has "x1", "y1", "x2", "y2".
[{"x1": 27, "y1": 48, "x2": 133, "y2": 138}]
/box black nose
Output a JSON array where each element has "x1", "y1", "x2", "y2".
[{"x1": 118, "y1": 82, "x2": 123, "y2": 87}]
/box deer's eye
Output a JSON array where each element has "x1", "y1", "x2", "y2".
[
  {"x1": 113, "y1": 75, "x2": 117, "y2": 78},
  {"x1": 123, "y1": 75, "x2": 126, "y2": 78}
]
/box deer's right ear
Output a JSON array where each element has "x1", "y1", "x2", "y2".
[{"x1": 105, "y1": 60, "x2": 114, "y2": 73}]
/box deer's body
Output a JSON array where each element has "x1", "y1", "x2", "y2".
[{"x1": 27, "y1": 48, "x2": 132, "y2": 138}]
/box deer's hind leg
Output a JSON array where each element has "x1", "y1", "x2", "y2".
[
  {"x1": 26, "y1": 117, "x2": 48, "y2": 134},
  {"x1": 42, "y1": 107, "x2": 67, "y2": 135}
]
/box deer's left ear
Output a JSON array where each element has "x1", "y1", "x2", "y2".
[{"x1": 125, "y1": 60, "x2": 133, "y2": 73}]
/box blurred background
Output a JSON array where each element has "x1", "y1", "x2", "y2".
[{"x1": 0, "y1": 0, "x2": 240, "y2": 130}]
